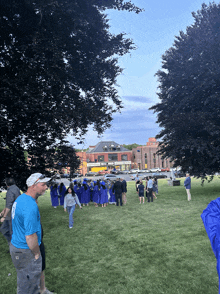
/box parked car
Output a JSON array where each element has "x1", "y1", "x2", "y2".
[
  {"x1": 130, "y1": 174, "x2": 145, "y2": 181},
  {"x1": 175, "y1": 171, "x2": 186, "y2": 178},
  {"x1": 120, "y1": 170, "x2": 130, "y2": 174},
  {"x1": 71, "y1": 173, "x2": 81, "y2": 178},
  {"x1": 128, "y1": 169, "x2": 139, "y2": 174},
  {"x1": 150, "y1": 168, "x2": 161, "y2": 173},
  {"x1": 85, "y1": 172, "x2": 97, "y2": 177},
  {"x1": 95, "y1": 172, "x2": 101, "y2": 176},
  {"x1": 152, "y1": 173, "x2": 167, "y2": 179},
  {"x1": 138, "y1": 169, "x2": 150, "y2": 173},
  {"x1": 160, "y1": 168, "x2": 170, "y2": 172},
  {"x1": 98, "y1": 170, "x2": 110, "y2": 175},
  {"x1": 103, "y1": 174, "x2": 118, "y2": 180},
  {"x1": 110, "y1": 170, "x2": 120, "y2": 174}
]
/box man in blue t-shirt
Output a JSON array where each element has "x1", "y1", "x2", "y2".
[{"x1": 10, "y1": 173, "x2": 51, "y2": 294}]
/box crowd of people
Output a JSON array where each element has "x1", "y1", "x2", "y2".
[
  {"x1": 49, "y1": 177, "x2": 127, "y2": 229},
  {"x1": 0, "y1": 174, "x2": 128, "y2": 294},
  {"x1": 0, "y1": 172, "x2": 193, "y2": 294},
  {"x1": 49, "y1": 177, "x2": 127, "y2": 209},
  {"x1": 135, "y1": 176, "x2": 158, "y2": 204}
]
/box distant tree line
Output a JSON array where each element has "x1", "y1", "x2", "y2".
[{"x1": 123, "y1": 143, "x2": 143, "y2": 150}]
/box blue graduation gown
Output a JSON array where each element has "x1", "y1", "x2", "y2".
[
  {"x1": 86, "y1": 184, "x2": 91, "y2": 203},
  {"x1": 201, "y1": 197, "x2": 220, "y2": 293},
  {"x1": 58, "y1": 185, "x2": 66, "y2": 206},
  {"x1": 99, "y1": 187, "x2": 108, "y2": 204},
  {"x1": 74, "y1": 184, "x2": 82, "y2": 203},
  {"x1": 50, "y1": 186, "x2": 59, "y2": 207},
  {"x1": 92, "y1": 185, "x2": 100, "y2": 204},
  {"x1": 81, "y1": 186, "x2": 90, "y2": 204}
]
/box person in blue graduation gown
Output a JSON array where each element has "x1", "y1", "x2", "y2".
[
  {"x1": 83, "y1": 178, "x2": 90, "y2": 202},
  {"x1": 58, "y1": 182, "x2": 66, "y2": 206},
  {"x1": 92, "y1": 181, "x2": 99, "y2": 207},
  {"x1": 81, "y1": 181, "x2": 90, "y2": 206},
  {"x1": 201, "y1": 197, "x2": 220, "y2": 293},
  {"x1": 89, "y1": 181, "x2": 94, "y2": 202},
  {"x1": 76, "y1": 182, "x2": 82, "y2": 203},
  {"x1": 109, "y1": 181, "x2": 116, "y2": 205},
  {"x1": 50, "y1": 183, "x2": 59, "y2": 208},
  {"x1": 73, "y1": 180, "x2": 78, "y2": 193},
  {"x1": 85, "y1": 181, "x2": 91, "y2": 204},
  {"x1": 100, "y1": 181, "x2": 108, "y2": 207}
]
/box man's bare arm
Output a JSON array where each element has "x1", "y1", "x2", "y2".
[
  {"x1": 0, "y1": 208, "x2": 10, "y2": 222},
  {"x1": 0, "y1": 208, "x2": 6, "y2": 217},
  {"x1": 25, "y1": 233, "x2": 41, "y2": 259}
]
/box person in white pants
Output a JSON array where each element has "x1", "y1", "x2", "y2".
[{"x1": 184, "y1": 173, "x2": 191, "y2": 201}]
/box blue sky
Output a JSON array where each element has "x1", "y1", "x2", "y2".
[{"x1": 69, "y1": 0, "x2": 212, "y2": 149}]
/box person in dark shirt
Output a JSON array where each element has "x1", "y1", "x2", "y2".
[
  {"x1": 0, "y1": 178, "x2": 21, "y2": 248},
  {"x1": 112, "y1": 178, "x2": 123, "y2": 206},
  {"x1": 121, "y1": 178, "x2": 127, "y2": 205},
  {"x1": 137, "y1": 180, "x2": 145, "y2": 204}
]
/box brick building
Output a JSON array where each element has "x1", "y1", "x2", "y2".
[
  {"x1": 86, "y1": 141, "x2": 132, "y2": 172},
  {"x1": 132, "y1": 137, "x2": 174, "y2": 170}
]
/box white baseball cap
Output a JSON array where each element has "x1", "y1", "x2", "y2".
[{"x1": 26, "y1": 173, "x2": 51, "y2": 187}]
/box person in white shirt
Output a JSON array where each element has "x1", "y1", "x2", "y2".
[
  {"x1": 64, "y1": 187, "x2": 82, "y2": 228},
  {"x1": 147, "y1": 176, "x2": 153, "y2": 202}
]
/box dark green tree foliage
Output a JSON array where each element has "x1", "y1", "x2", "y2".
[
  {"x1": 0, "y1": 0, "x2": 142, "y2": 186},
  {"x1": 28, "y1": 144, "x2": 80, "y2": 180},
  {"x1": 49, "y1": 145, "x2": 81, "y2": 180},
  {"x1": 150, "y1": 3, "x2": 220, "y2": 178}
]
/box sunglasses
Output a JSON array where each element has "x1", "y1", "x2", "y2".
[{"x1": 33, "y1": 174, "x2": 46, "y2": 185}]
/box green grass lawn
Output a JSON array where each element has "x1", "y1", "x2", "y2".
[{"x1": 0, "y1": 177, "x2": 219, "y2": 294}]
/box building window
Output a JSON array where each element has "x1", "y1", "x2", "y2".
[
  {"x1": 153, "y1": 153, "x2": 156, "y2": 167},
  {"x1": 98, "y1": 155, "x2": 104, "y2": 162},
  {"x1": 109, "y1": 144, "x2": 116, "y2": 151},
  {"x1": 162, "y1": 160, "x2": 164, "y2": 168},
  {"x1": 145, "y1": 153, "x2": 147, "y2": 164},
  {"x1": 121, "y1": 154, "x2": 127, "y2": 161},
  {"x1": 108, "y1": 154, "x2": 118, "y2": 161}
]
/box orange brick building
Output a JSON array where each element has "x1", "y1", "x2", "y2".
[
  {"x1": 86, "y1": 141, "x2": 132, "y2": 172},
  {"x1": 132, "y1": 137, "x2": 174, "y2": 170}
]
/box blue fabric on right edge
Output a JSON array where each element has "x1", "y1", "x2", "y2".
[{"x1": 201, "y1": 197, "x2": 220, "y2": 293}]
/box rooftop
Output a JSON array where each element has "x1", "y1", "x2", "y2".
[{"x1": 87, "y1": 141, "x2": 130, "y2": 153}]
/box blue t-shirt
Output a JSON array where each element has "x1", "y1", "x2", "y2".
[{"x1": 11, "y1": 193, "x2": 41, "y2": 249}]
